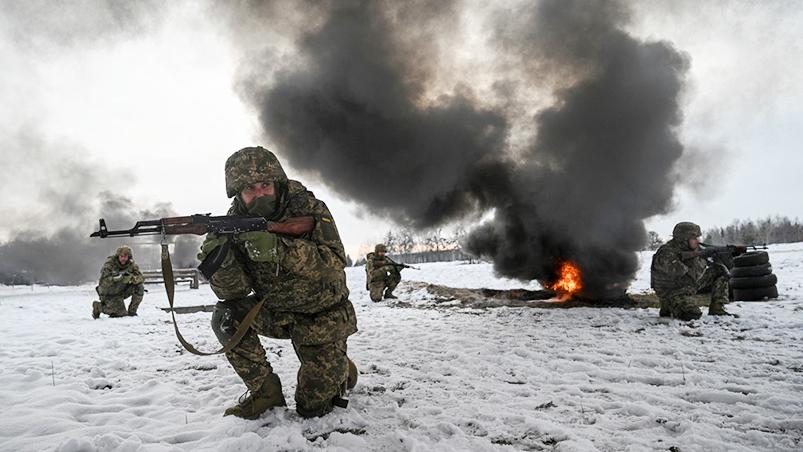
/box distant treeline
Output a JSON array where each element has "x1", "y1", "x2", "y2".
[
  {"x1": 703, "y1": 216, "x2": 803, "y2": 246},
  {"x1": 354, "y1": 228, "x2": 473, "y2": 266}
]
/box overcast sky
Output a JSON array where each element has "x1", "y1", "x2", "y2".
[{"x1": 1, "y1": 0, "x2": 801, "y2": 261}]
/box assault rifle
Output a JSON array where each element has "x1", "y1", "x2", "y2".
[
  {"x1": 90, "y1": 214, "x2": 314, "y2": 279},
  {"x1": 681, "y1": 243, "x2": 768, "y2": 268},
  {"x1": 377, "y1": 259, "x2": 420, "y2": 271}
]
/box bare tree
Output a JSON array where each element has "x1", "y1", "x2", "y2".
[
  {"x1": 382, "y1": 230, "x2": 398, "y2": 253},
  {"x1": 644, "y1": 231, "x2": 664, "y2": 250}
]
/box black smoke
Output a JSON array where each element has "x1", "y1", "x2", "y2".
[
  {"x1": 236, "y1": 0, "x2": 507, "y2": 226},
  {"x1": 232, "y1": 0, "x2": 689, "y2": 297},
  {"x1": 464, "y1": 0, "x2": 689, "y2": 295}
]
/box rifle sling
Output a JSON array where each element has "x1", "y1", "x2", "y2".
[{"x1": 161, "y1": 243, "x2": 264, "y2": 356}]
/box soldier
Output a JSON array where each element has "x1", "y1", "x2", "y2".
[
  {"x1": 650, "y1": 222, "x2": 734, "y2": 320},
  {"x1": 197, "y1": 146, "x2": 358, "y2": 420},
  {"x1": 365, "y1": 244, "x2": 404, "y2": 302},
  {"x1": 93, "y1": 245, "x2": 146, "y2": 318}
]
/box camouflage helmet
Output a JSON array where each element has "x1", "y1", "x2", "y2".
[
  {"x1": 375, "y1": 244, "x2": 388, "y2": 253},
  {"x1": 672, "y1": 222, "x2": 702, "y2": 240},
  {"x1": 225, "y1": 146, "x2": 288, "y2": 198},
  {"x1": 116, "y1": 245, "x2": 133, "y2": 258}
]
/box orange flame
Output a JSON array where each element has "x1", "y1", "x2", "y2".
[{"x1": 548, "y1": 261, "x2": 583, "y2": 297}]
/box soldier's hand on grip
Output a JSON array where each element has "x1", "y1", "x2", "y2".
[{"x1": 198, "y1": 233, "x2": 234, "y2": 268}]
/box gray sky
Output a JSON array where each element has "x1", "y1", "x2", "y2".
[{"x1": 1, "y1": 0, "x2": 801, "y2": 263}]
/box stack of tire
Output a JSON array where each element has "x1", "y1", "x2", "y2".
[{"x1": 730, "y1": 251, "x2": 779, "y2": 301}]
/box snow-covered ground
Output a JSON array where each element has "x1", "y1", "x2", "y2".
[{"x1": 1, "y1": 244, "x2": 802, "y2": 451}]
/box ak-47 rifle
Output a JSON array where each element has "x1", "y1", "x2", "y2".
[
  {"x1": 89, "y1": 213, "x2": 316, "y2": 357},
  {"x1": 377, "y1": 258, "x2": 421, "y2": 271},
  {"x1": 90, "y1": 214, "x2": 314, "y2": 279},
  {"x1": 681, "y1": 242, "x2": 768, "y2": 269}
]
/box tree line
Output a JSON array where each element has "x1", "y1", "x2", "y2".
[
  {"x1": 354, "y1": 227, "x2": 472, "y2": 266},
  {"x1": 643, "y1": 215, "x2": 803, "y2": 251},
  {"x1": 702, "y1": 216, "x2": 803, "y2": 246}
]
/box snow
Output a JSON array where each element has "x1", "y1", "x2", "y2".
[{"x1": 1, "y1": 244, "x2": 802, "y2": 451}]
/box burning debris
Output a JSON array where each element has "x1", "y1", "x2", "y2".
[
  {"x1": 542, "y1": 260, "x2": 583, "y2": 299},
  {"x1": 401, "y1": 281, "x2": 641, "y2": 310}
]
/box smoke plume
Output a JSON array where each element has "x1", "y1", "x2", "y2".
[
  {"x1": 0, "y1": 131, "x2": 200, "y2": 286},
  {"x1": 0, "y1": 1, "x2": 196, "y2": 286},
  {"x1": 233, "y1": 0, "x2": 689, "y2": 297}
]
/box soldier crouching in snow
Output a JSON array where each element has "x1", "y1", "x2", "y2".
[
  {"x1": 93, "y1": 245, "x2": 145, "y2": 318},
  {"x1": 365, "y1": 244, "x2": 402, "y2": 302},
  {"x1": 650, "y1": 222, "x2": 734, "y2": 320},
  {"x1": 198, "y1": 146, "x2": 358, "y2": 420}
]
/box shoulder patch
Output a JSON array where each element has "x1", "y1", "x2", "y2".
[{"x1": 318, "y1": 214, "x2": 340, "y2": 242}]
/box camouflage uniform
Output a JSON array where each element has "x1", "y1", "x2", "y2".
[
  {"x1": 94, "y1": 246, "x2": 145, "y2": 318},
  {"x1": 204, "y1": 146, "x2": 358, "y2": 419},
  {"x1": 365, "y1": 244, "x2": 402, "y2": 302},
  {"x1": 650, "y1": 222, "x2": 731, "y2": 320}
]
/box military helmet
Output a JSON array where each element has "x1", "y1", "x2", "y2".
[
  {"x1": 225, "y1": 146, "x2": 288, "y2": 198},
  {"x1": 116, "y1": 245, "x2": 133, "y2": 258},
  {"x1": 672, "y1": 222, "x2": 702, "y2": 240},
  {"x1": 375, "y1": 244, "x2": 388, "y2": 253}
]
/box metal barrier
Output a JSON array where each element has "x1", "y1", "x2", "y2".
[{"x1": 141, "y1": 268, "x2": 200, "y2": 289}]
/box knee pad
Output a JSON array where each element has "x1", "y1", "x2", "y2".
[
  {"x1": 211, "y1": 302, "x2": 236, "y2": 345},
  {"x1": 134, "y1": 284, "x2": 145, "y2": 296}
]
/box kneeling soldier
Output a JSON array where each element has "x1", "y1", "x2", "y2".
[
  {"x1": 93, "y1": 246, "x2": 145, "y2": 318},
  {"x1": 651, "y1": 222, "x2": 734, "y2": 320},
  {"x1": 365, "y1": 244, "x2": 403, "y2": 302},
  {"x1": 199, "y1": 146, "x2": 358, "y2": 420}
]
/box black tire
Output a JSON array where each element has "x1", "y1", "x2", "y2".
[
  {"x1": 733, "y1": 251, "x2": 769, "y2": 267},
  {"x1": 730, "y1": 274, "x2": 777, "y2": 289},
  {"x1": 730, "y1": 263, "x2": 772, "y2": 278},
  {"x1": 732, "y1": 285, "x2": 778, "y2": 301}
]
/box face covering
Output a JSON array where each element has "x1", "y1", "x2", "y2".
[{"x1": 245, "y1": 194, "x2": 277, "y2": 217}]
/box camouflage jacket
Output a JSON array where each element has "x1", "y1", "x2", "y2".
[
  {"x1": 650, "y1": 238, "x2": 707, "y2": 293},
  {"x1": 97, "y1": 255, "x2": 145, "y2": 296},
  {"x1": 210, "y1": 180, "x2": 351, "y2": 315},
  {"x1": 365, "y1": 252, "x2": 398, "y2": 284}
]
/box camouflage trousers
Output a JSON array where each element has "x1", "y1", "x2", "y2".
[
  {"x1": 220, "y1": 295, "x2": 355, "y2": 417},
  {"x1": 656, "y1": 265, "x2": 729, "y2": 321},
  {"x1": 368, "y1": 269, "x2": 401, "y2": 302},
  {"x1": 98, "y1": 284, "x2": 145, "y2": 317}
]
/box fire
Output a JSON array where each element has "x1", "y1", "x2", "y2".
[{"x1": 548, "y1": 260, "x2": 583, "y2": 297}]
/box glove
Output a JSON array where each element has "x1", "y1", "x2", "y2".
[
  {"x1": 197, "y1": 233, "x2": 234, "y2": 268},
  {"x1": 238, "y1": 230, "x2": 279, "y2": 263},
  {"x1": 120, "y1": 275, "x2": 133, "y2": 284}
]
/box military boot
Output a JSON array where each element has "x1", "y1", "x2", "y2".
[
  {"x1": 347, "y1": 358, "x2": 358, "y2": 390},
  {"x1": 675, "y1": 304, "x2": 702, "y2": 321},
  {"x1": 709, "y1": 302, "x2": 738, "y2": 318},
  {"x1": 92, "y1": 301, "x2": 101, "y2": 319},
  {"x1": 224, "y1": 373, "x2": 287, "y2": 420},
  {"x1": 383, "y1": 289, "x2": 397, "y2": 299},
  {"x1": 128, "y1": 294, "x2": 143, "y2": 316},
  {"x1": 658, "y1": 306, "x2": 671, "y2": 318}
]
